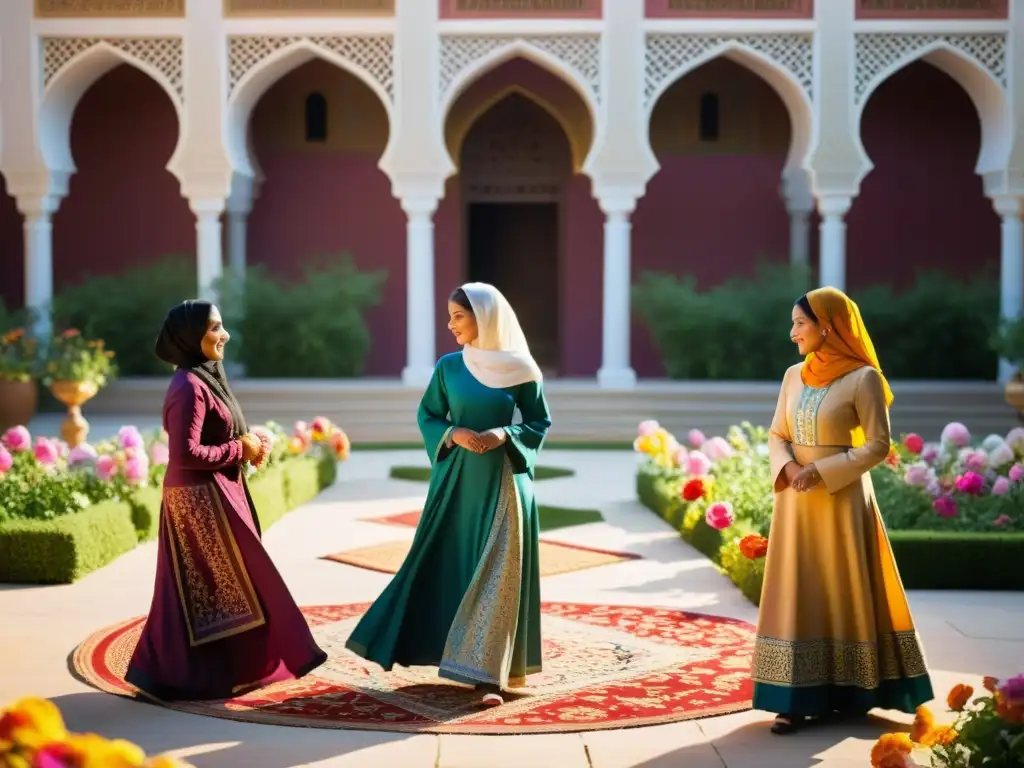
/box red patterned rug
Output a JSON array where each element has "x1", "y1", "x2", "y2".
[{"x1": 72, "y1": 602, "x2": 755, "y2": 734}]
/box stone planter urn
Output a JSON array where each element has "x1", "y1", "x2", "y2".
[
  {"x1": 0, "y1": 379, "x2": 38, "y2": 433},
  {"x1": 49, "y1": 380, "x2": 100, "y2": 448}
]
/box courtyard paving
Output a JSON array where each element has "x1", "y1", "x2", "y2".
[{"x1": 1, "y1": 447, "x2": 1022, "y2": 767}]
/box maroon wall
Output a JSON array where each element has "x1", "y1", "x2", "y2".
[
  {"x1": 0, "y1": 178, "x2": 23, "y2": 313},
  {"x1": 847, "y1": 61, "x2": 1000, "y2": 289},
  {"x1": 248, "y1": 60, "x2": 404, "y2": 376},
  {"x1": 53, "y1": 65, "x2": 194, "y2": 291}
]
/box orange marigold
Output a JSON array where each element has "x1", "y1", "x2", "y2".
[
  {"x1": 738, "y1": 534, "x2": 769, "y2": 560},
  {"x1": 921, "y1": 725, "x2": 958, "y2": 747},
  {"x1": 947, "y1": 683, "x2": 973, "y2": 712},
  {"x1": 983, "y1": 676, "x2": 999, "y2": 693},
  {"x1": 996, "y1": 693, "x2": 1024, "y2": 725},
  {"x1": 909, "y1": 706, "x2": 934, "y2": 743},
  {"x1": 870, "y1": 733, "x2": 913, "y2": 767}
]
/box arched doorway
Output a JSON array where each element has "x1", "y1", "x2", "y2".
[{"x1": 457, "y1": 92, "x2": 571, "y2": 372}]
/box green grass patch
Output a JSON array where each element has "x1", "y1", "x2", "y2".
[
  {"x1": 537, "y1": 504, "x2": 603, "y2": 531},
  {"x1": 390, "y1": 464, "x2": 575, "y2": 482}
]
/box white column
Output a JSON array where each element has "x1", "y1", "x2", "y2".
[
  {"x1": 227, "y1": 210, "x2": 248, "y2": 277},
  {"x1": 401, "y1": 198, "x2": 438, "y2": 386},
  {"x1": 817, "y1": 195, "x2": 851, "y2": 291},
  {"x1": 789, "y1": 209, "x2": 813, "y2": 268},
  {"x1": 597, "y1": 201, "x2": 637, "y2": 389},
  {"x1": 19, "y1": 198, "x2": 58, "y2": 340},
  {"x1": 190, "y1": 198, "x2": 225, "y2": 303},
  {"x1": 994, "y1": 195, "x2": 1024, "y2": 382}
]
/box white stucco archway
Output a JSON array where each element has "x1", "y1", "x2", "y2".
[
  {"x1": 856, "y1": 42, "x2": 1012, "y2": 176},
  {"x1": 439, "y1": 40, "x2": 601, "y2": 174},
  {"x1": 226, "y1": 39, "x2": 395, "y2": 181},
  {"x1": 645, "y1": 42, "x2": 815, "y2": 177},
  {"x1": 38, "y1": 42, "x2": 185, "y2": 182}
]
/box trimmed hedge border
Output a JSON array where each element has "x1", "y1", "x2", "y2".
[
  {"x1": 636, "y1": 464, "x2": 1024, "y2": 602},
  {"x1": 0, "y1": 454, "x2": 337, "y2": 585}
]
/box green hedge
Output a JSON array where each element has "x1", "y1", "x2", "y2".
[
  {"x1": 636, "y1": 464, "x2": 1024, "y2": 601},
  {"x1": 0, "y1": 455, "x2": 336, "y2": 585}
]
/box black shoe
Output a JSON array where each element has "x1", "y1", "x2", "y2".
[{"x1": 770, "y1": 714, "x2": 802, "y2": 734}]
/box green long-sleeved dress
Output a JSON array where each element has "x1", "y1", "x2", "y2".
[{"x1": 345, "y1": 351, "x2": 551, "y2": 688}]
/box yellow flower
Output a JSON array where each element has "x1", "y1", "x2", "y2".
[
  {"x1": 947, "y1": 683, "x2": 973, "y2": 712},
  {"x1": 909, "y1": 705, "x2": 934, "y2": 743},
  {"x1": 0, "y1": 698, "x2": 67, "y2": 752},
  {"x1": 66, "y1": 732, "x2": 146, "y2": 767},
  {"x1": 922, "y1": 725, "x2": 957, "y2": 747},
  {"x1": 870, "y1": 733, "x2": 913, "y2": 767},
  {"x1": 145, "y1": 756, "x2": 194, "y2": 768}
]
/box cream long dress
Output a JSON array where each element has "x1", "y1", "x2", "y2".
[{"x1": 751, "y1": 363, "x2": 934, "y2": 716}]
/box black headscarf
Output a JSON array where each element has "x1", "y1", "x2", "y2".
[{"x1": 155, "y1": 300, "x2": 248, "y2": 438}]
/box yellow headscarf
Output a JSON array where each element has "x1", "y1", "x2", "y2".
[{"x1": 802, "y1": 287, "x2": 894, "y2": 408}]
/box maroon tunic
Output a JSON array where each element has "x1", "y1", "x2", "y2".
[{"x1": 125, "y1": 370, "x2": 326, "y2": 700}]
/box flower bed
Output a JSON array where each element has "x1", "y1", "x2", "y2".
[
  {"x1": 634, "y1": 421, "x2": 1024, "y2": 602},
  {"x1": 0, "y1": 417, "x2": 349, "y2": 584},
  {"x1": 870, "y1": 674, "x2": 1024, "y2": 767}
]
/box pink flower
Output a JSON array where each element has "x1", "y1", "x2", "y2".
[
  {"x1": 637, "y1": 420, "x2": 659, "y2": 437},
  {"x1": 903, "y1": 433, "x2": 924, "y2": 454},
  {"x1": 955, "y1": 471, "x2": 985, "y2": 495},
  {"x1": 311, "y1": 417, "x2": 331, "y2": 437},
  {"x1": 672, "y1": 445, "x2": 689, "y2": 467},
  {"x1": 1010, "y1": 464, "x2": 1024, "y2": 483},
  {"x1": 961, "y1": 449, "x2": 988, "y2": 473},
  {"x1": 1006, "y1": 427, "x2": 1024, "y2": 453},
  {"x1": 95, "y1": 454, "x2": 118, "y2": 481},
  {"x1": 921, "y1": 443, "x2": 940, "y2": 464},
  {"x1": 294, "y1": 420, "x2": 308, "y2": 435},
  {"x1": 933, "y1": 495, "x2": 958, "y2": 518},
  {"x1": 148, "y1": 441, "x2": 169, "y2": 466},
  {"x1": 2, "y1": 425, "x2": 31, "y2": 453},
  {"x1": 904, "y1": 463, "x2": 934, "y2": 487},
  {"x1": 33, "y1": 437, "x2": 59, "y2": 466},
  {"x1": 0, "y1": 446, "x2": 12, "y2": 474},
  {"x1": 705, "y1": 502, "x2": 735, "y2": 531},
  {"x1": 687, "y1": 429, "x2": 706, "y2": 448},
  {"x1": 124, "y1": 455, "x2": 149, "y2": 485},
  {"x1": 685, "y1": 451, "x2": 712, "y2": 477},
  {"x1": 703, "y1": 436, "x2": 734, "y2": 461},
  {"x1": 992, "y1": 477, "x2": 1011, "y2": 496},
  {"x1": 68, "y1": 443, "x2": 98, "y2": 465},
  {"x1": 999, "y1": 674, "x2": 1024, "y2": 707},
  {"x1": 117, "y1": 425, "x2": 144, "y2": 450},
  {"x1": 993, "y1": 514, "x2": 1011, "y2": 527},
  {"x1": 252, "y1": 426, "x2": 275, "y2": 452},
  {"x1": 941, "y1": 422, "x2": 972, "y2": 448}
]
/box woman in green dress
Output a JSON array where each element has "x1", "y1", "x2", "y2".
[{"x1": 346, "y1": 282, "x2": 551, "y2": 707}]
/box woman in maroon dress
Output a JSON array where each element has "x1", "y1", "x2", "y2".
[{"x1": 125, "y1": 300, "x2": 326, "y2": 700}]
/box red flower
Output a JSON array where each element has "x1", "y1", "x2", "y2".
[
  {"x1": 739, "y1": 534, "x2": 769, "y2": 560},
  {"x1": 681, "y1": 478, "x2": 706, "y2": 502},
  {"x1": 904, "y1": 433, "x2": 924, "y2": 454}
]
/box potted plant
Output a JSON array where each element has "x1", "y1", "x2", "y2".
[
  {"x1": 993, "y1": 315, "x2": 1024, "y2": 414},
  {"x1": 42, "y1": 328, "x2": 117, "y2": 447},
  {"x1": 0, "y1": 328, "x2": 40, "y2": 432}
]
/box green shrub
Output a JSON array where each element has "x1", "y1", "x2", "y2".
[
  {"x1": 218, "y1": 255, "x2": 385, "y2": 378},
  {"x1": 633, "y1": 265, "x2": 999, "y2": 380},
  {"x1": 51, "y1": 258, "x2": 196, "y2": 376},
  {"x1": 130, "y1": 486, "x2": 163, "y2": 541}
]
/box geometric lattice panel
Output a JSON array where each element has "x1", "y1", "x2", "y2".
[
  {"x1": 227, "y1": 36, "x2": 395, "y2": 100},
  {"x1": 439, "y1": 35, "x2": 602, "y2": 105},
  {"x1": 854, "y1": 33, "x2": 1007, "y2": 104},
  {"x1": 42, "y1": 37, "x2": 184, "y2": 102},
  {"x1": 645, "y1": 33, "x2": 813, "y2": 108}
]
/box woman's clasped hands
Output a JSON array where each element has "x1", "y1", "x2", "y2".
[
  {"x1": 452, "y1": 427, "x2": 506, "y2": 454},
  {"x1": 785, "y1": 460, "x2": 822, "y2": 492}
]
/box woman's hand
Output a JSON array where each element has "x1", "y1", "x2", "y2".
[
  {"x1": 452, "y1": 428, "x2": 486, "y2": 453},
  {"x1": 240, "y1": 434, "x2": 262, "y2": 464},
  {"x1": 791, "y1": 463, "x2": 822, "y2": 492},
  {"x1": 783, "y1": 461, "x2": 803, "y2": 488},
  {"x1": 476, "y1": 428, "x2": 507, "y2": 453}
]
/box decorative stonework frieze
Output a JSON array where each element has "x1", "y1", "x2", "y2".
[
  {"x1": 224, "y1": 0, "x2": 393, "y2": 15},
  {"x1": 35, "y1": 0, "x2": 184, "y2": 17},
  {"x1": 42, "y1": 37, "x2": 184, "y2": 101},
  {"x1": 854, "y1": 33, "x2": 1007, "y2": 104},
  {"x1": 856, "y1": 0, "x2": 1008, "y2": 19},
  {"x1": 227, "y1": 36, "x2": 394, "y2": 99},
  {"x1": 647, "y1": 0, "x2": 813, "y2": 17},
  {"x1": 644, "y1": 33, "x2": 813, "y2": 107},
  {"x1": 439, "y1": 35, "x2": 601, "y2": 105}
]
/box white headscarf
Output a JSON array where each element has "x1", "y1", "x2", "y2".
[{"x1": 459, "y1": 282, "x2": 543, "y2": 389}]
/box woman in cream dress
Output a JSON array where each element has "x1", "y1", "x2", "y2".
[{"x1": 752, "y1": 287, "x2": 933, "y2": 734}]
